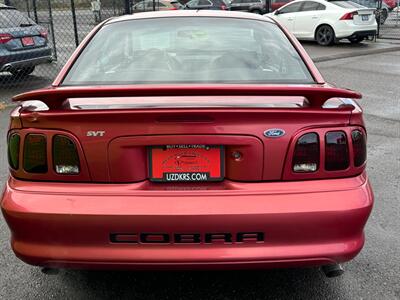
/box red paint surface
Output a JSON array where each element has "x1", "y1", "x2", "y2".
[
  {"x1": 1, "y1": 12, "x2": 373, "y2": 270},
  {"x1": 2, "y1": 173, "x2": 373, "y2": 269}
]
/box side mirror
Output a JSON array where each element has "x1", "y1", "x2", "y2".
[{"x1": 274, "y1": 10, "x2": 280, "y2": 15}]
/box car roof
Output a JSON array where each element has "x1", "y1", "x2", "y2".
[
  {"x1": 283, "y1": 0, "x2": 326, "y2": 4},
  {"x1": 106, "y1": 10, "x2": 276, "y2": 25},
  {"x1": 136, "y1": 0, "x2": 173, "y2": 3},
  {"x1": 277, "y1": 0, "x2": 346, "y2": 8}
]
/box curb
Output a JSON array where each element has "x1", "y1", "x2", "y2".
[{"x1": 312, "y1": 45, "x2": 400, "y2": 62}]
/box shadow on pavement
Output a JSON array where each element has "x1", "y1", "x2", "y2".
[
  {"x1": 301, "y1": 40, "x2": 372, "y2": 49},
  {"x1": 55, "y1": 267, "x2": 343, "y2": 299}
]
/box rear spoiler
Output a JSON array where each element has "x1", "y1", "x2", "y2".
[{"x1": 12, "y1": 85, "x2": 361, "y2": 109}]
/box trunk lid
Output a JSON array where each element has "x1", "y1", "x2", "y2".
[
  {"x1": 352, "y1": 8, "x2": 376, "y2": 25},
  {"x1": 13, "y1": 85, "x2": 361, "y2": 183}
]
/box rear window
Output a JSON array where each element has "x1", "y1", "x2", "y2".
[
  {"x1": 279, "y1": 2, "x2": 303, "y2": 13},
  {"x1": 330, "y1": 1, "x2": 365, "y2": 8},
  {"x1": 0, "y1": 8, "x2": 34, "y2": 28},
  {"x1": 63, "y1": 17, "x2": 314, "y2": 85},
  {"x1": 198, "y1": 0, "x2": 212, "y2": 5},
  {"x1": 301, "y1": 1, "x2": 326, "y2": 10}
]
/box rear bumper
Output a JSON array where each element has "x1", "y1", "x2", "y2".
[
  {"x1": 0, "y1": 47, "x2": 52, "y2": 71},
  {"x1": 1, "y1": 173, "x2": 374, "y2": 270},
  {"x1": 334, "y1": 21, "x2": 377, "y2": 39},
  {"x1": 346, "y1": 30, "x2": 377, "y2": 39}
]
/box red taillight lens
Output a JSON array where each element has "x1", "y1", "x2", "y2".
[
  {"x1": 0, "y1": 33, "x2": 13, "y2": 44},
  {"x1": 23, "y1": 134, "x2": 48, "y2": 173},
  {"x1": 53, "y1": 135, "x2": 80, "y2": 174},
  {"x1": 325, "y1": 131, "x2": 349, "y2": 171},
  {"x1": 292, "y1": 133, "x2": 319, "y2": 172},
  {"x1": 8, "y1": 133, "x2": 20, "y2": 170},
  {"x1": 39, "y1": 28, "x2": 48, "y2": 39},
  {"x1": 340, "y1": 11, "x2": 358, "y2": 20},
  {"x1": 352, "y1": 130, "x2": 366, "y2": 167}
]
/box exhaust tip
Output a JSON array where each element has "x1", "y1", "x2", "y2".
[
  {"x1": 321, "y1": 264, "x2": 344, "y2": 278},
  {"x1": 41, "y1": 267, "x2": 59, "y2": 275}
]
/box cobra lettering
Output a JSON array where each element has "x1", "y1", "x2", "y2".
[{"x1": 110, "y1": 232, "x2": 265, "y2": 244}]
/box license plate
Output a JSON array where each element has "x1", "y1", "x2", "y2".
[
  {"x1": 361, "y1": 15, "x2": 369, "y2": 21},
  {"x1": 21, "y1": 36, "x2": 34, "y2": 46},
  {"x1": 149, "y1": 145, "x2": 224, "y2": 182}
]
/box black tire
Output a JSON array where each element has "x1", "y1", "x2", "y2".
[
  {"x1": 251, "y1": 9, "x2": 262, "y2": 14},
  {"x1": 348, "y1": 37, "x2": 365, "y2": 44},
  {"x1": 10, "y1": 66, "x2": 35, "y2": 77},
  {"x1": 315, "y1": 25, "x2": 335, "y2": 46}
]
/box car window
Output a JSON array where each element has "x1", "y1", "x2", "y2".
[
  {"x1": 135, "y1": 2, "x2": 146, "y2": 9},
  {"x1": 145, "y1": 1, "x2": 163, "y2": 8},
  {"x1": 198, "y1": 0, "x2": 212, "y2": 5},
  {"x1": 0, "y1": 8, "x2": 35, "y2": 28},
  {"x1": 279, "y1": 2, "x2": 303, "y2": 13},
  {"x1": 171, "y1": 1, "x2": 184, "y2": 8},
  {"x1": 351, "y1": 0, "x2": 376, "y2": 7},
  {"x1": 330, "y1": 1, "x2": 365, "y2": 8},
  {"x1": 300, "y1": 1, "x2": 323, "y2": 11},
  {"x1": 187, "y1": 0, "x2": 199, "y2": 5},
  {"x1": 63, "y1": 17, "x2": 314, "y2": 85}
]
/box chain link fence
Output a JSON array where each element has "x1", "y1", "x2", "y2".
[
  {"x1": 377, "y1": 0, "x2": 400, "y2": 39},
  {"x1": 0, "y1": 0, "x2": 135, "y2": 101}
]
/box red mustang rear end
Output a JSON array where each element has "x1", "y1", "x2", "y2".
[{"x1": 1, "y1": 11, "x2": 373, "y2": 276}]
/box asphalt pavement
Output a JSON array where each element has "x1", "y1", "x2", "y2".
[{"x1": 0, "y1": 51, "x2": 399, "y2": 299}]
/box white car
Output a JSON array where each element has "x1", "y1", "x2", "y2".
[{"x1": 266, "y1": 0, "x2": 377, "y2": 45}]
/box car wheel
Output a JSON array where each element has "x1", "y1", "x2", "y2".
[
  {"x1": 348, "y1": 37, "x2": 365, "y2": 44},
  {"x1": 315, "y1": 25, "x2": 335, "y2": 46},
  {"x1": 10, "y1": 66, "x2": 35, "y2": 77},
  {"x1": 251, "y1": 9, "x2": 262, "y2": 14}
]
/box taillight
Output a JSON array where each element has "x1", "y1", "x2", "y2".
[
  {"x1": 39, "y1": 28, "x2": 48, "y2": 39},
  {"x1": 352, "y1": 130, "x2": 366, "y2": 167},
  {"x1": 23, "y1": 134, "x2": 48, "y2": 173},
  {"x1": 53, "y1": 135, "x2": 80, "y2": 174},
  {"x1": 0, "y1": 33, "x2": 13, "y2": 44},
  {"x1": 340, "y1": 11, "x2": 358, "y2": 20},
  {"x1": 8, "y1": 134, "x2": 20, "y2": 170},
  {"x1": 325, "y1": 131, "x2": 349, "y2": 171},
  {"x1": 292, "y1": 133, "x2": 319, "y2": 172}
]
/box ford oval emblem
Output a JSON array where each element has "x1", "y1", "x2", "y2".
[{"x1": 264, "y1": 128, "x2": 285, "y2": 138}]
